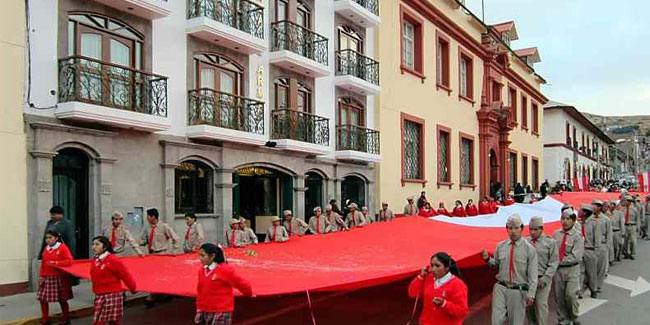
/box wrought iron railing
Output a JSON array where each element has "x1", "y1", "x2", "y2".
[
  {"x1": 58, "y1": 56, "x2": 168, "y2": 117},
  {"x1": 335, "y1": 49, "x2": 379, "y2": 85},
  {"x1": 337, "y1": 124, "x2": 380, "y2": 155},
  {"x1": 351, "y1": 0, "x2": 379, "y2": 16},
  {"x1": 271, "y1": 21, "x2": 328, "y2": 66},
  {"x1": 187, "y1": 0, "x2": 264, "y2": 39},
  {"x1": 188, "y1": 89, "x2": 264, "y2": 134},
  {"x1": 272, "y1": 109, "x2": 329, "y2": 146}
]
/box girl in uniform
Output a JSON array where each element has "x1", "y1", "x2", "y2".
[
  {"x1": 38, "y1": 230, "x2": 73, "y2": 325},
  {"x1": 195, "y1": 243, "x2": 253, "y2": 325},
  {"x1": 90, "y1": 236, "x2": 137, "y2": 325}
]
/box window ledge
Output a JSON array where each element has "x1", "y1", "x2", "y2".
[
  {"x1": 436, "y1": 83, "x2": 452, "y2": 95},
  {"x1": 458, "y1": 94, "x2": 475, "y2": 106},
  {"x1": 402, "y1": 178, "x2": 427, "y2": 187},
  {"x1": 459, "y1": 183, "x2": 477, "y2": 190},
  {"x1": 532, "y1": 131, "x2": 539, "y2": 137},
  {"x1": 437, "y1": 181, "x2": 454, "y2": 189},
  {"x1": 400, "y1": 65, "x2": 426, "y2": 83},
  {"x1": 174, "y1": 213, "x2": 219, "y2": 220},
  {"x1": 522, "y1": 126, "x2": 529, "y2": 132}
]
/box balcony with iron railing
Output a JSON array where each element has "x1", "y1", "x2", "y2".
[
  {"x1": 186, "y1": 0, "x2": 266, "y2": 54},
  {"x1": 334, "y1": 0, "x2": 380, "y2": 28},
  {"x1": 334, "y1": 49, "x2": 380, "y2": 95},
  {"x1": 55, "y1": 55, "x2": 171, "y2": 131},
  {"x1": 335, "y1": 124, "x2": 380, "y2": 162},
  {"x1": 269, "y1": 21, "x2": 330, "y2": 77},
  {"x1": 272, "y1": 109, "x2": 330, "y2": 154}
]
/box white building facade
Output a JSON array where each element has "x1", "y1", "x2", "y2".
[
  {"x1": 24, "y1": 0, "x2": 380, "y2": 287},
  {"x1": 543, "y1": 101, "x2": 614, "y2": 185}
]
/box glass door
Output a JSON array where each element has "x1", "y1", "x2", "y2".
[
  {"x1": 78, "y1": 30, "x2": 103, "y2": 103},
  {"x1": 109, "y1": 39, "x2": 132, "y2": 109}
]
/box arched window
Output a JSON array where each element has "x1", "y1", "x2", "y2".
[
  {"x1": 67, "y1": 13, "x2": 144, "y2": 69},
  {"x1": 194, "y1": 53, "x2": 244, "y2": 95},
  {"x1": 175, "y1": 160, "x2": 214, "y2": 214},
  {"x1": 274, "y1": 77, "x2": 311, "y2": 112},
  {"x1": 338, "y1": 25, "x2": 363, "y2": 53}
]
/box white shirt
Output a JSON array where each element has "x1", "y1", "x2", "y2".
[
  {"x1": 97, "y1": 251, "x2": 110, "y2": 260},
  {"x1": 204, "y1": 262, "x2": 217, "y2": 276},
  {"x1": 46, "y1": 242, "x2": 61, "y2": 251},
  {"x1": 434, "y1": 272, "x2": 453, "y2": 289}
]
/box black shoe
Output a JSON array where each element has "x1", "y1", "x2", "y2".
[
  {"x1": 631, "y1": 256, "x2": 636, "y2": 260},
  {"x1": 573, "y1": 320, "x2": 582, "y2": 325},
  {"x1": 590, "y1": 292, "x2": 598, "y2": 298},
  {"x1": 596, "y1": 288, "x2": 602, "y2": 293}
]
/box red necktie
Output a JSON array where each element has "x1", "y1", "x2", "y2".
[
  {"x1": 625, "y1": 207, "x2": 630, "y2": 223},
  {"x1": 351, "y1": 214, "x2": 356, "y2": 227},
  {"x1": 148, "y1": 225, "x2": 157, "y2": 251},
  {"x1": 272, "y1": 226, "x2": 277, "y2": 241},
  {"x1": 531, "y1": 238, "x2": 537, "y2": 248},
  {"x1": 508, "y1": 241, "x2": 515, "y2": 282},
  {"x1": 411, "y1": 205, "x2": 416, "y2": 215},
  {"x1": 289, "y1": 221, "x2": 293, "y2": 236},
  {"x1": 316, "y1": 217, "x2": 320, "y2": 234},
  {"x1": 559, "y1": 232, "x2": 568, "y2": 262},
  {"x1": 185, "y1": 226, "x2": 191, "y2": 240},
  {"x1": 230, "y1": 229, "x2": 235, "y2": 246},
  {"x1": 581, "y1": 222, "x2": 586, "y2": 240},
  {"x1": 110, "y1": 227, "x2": 117, "y2": 248}
]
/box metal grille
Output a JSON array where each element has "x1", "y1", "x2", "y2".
[
  {"x1": 439, "y1": 132, "x2": 449, "y2": 182},
  {"x1": 461, "y1": 138, "x2": 472, "y2": 184},
  {"x1": 335, "y1": 50, "x2": 379, "y2": 85},
  {"x1": 403, "y1": 120, "x2": 421, "y2": 179},
  {"x1": 271, "y1": 21, "x2": 328, "y2": 66},
  {"x1": 272, "y1": 109, "x2": 329, "y2": 146},
  {"x1": 187, "y1": 0, "x2": 264, "y2": 39},
  {"x1": 188, "y1": 88, "x2": 264, "y2": 134},
  {"x1": 336, "y1": 124, "x2": 380, "y2": 154}
]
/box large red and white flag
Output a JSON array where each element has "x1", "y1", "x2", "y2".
[{"x1": 638, "y1": 172, "x2": 650, "y2": 192}]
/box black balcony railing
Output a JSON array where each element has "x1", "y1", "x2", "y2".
[
  {"x1": 352, "y1": 0, "x2": 379, "y2": 16},
  {"x1": 58, "y1": 56, "x2": 168, "y2": 117},
  {"x1": 187, "y1": 0, "x2": 264, "y2": 39},
  {"x1": 335, "y1": 49, "x2": 379, "y2": 86},
  {"x1": 271, "y1": 21, "x2": 328, "y2": 66},
  {"x1": 188, "y1": 88, "x2": 264, "y2": 134},
  {"x1": 272, "y1": 109, "x2": 329, "y2": 146},
  {"x1": 337, "y1": 124, "x2": 380, "y2": 155}
]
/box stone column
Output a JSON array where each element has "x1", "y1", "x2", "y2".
[
  {"x1": 366, "y1": 180, "x2": 376, "y2": 213},
  {"x1": 97, "y1": 158, "x2": 116, "y2": 235},
  {"x1": 161, "y1": 163, "x2": 178, "y2": 224},
  {"x1": 29, "y1": 151, "x2": 56, "y2": 289},
  {"x1": 215, "y1": 169, "x2": 235, "y2": 243},
  {"x1": 293, "y1": 175, "x2": 306, "y2": 220}
]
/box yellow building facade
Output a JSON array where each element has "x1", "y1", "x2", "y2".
[
  {"x1": 377, "y1": 0, "x2": 547, "y2": 211},
  {"x1": 0, "y1": 0, "x2": 28, "y2": 295}
]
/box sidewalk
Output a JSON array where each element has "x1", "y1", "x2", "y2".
[{"x1": 0, "y1": 281, "x2": 146, "y2": 325}]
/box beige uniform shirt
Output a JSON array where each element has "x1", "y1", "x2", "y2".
[
  {"x1": 225, "y1": 229, "x2": 246, "y2": 247},
  {"x1": 102, "y1": 224, "x2": 142, "y2": 255},
  {"x1": 621, "y1": 206, "x2": 638, "y2": 225},
  {"x1": 378, "y1": 208, "x2": 394, "y2": 222},
  {"x1": 552, "y1": 227, "x2": 584, "y2": 266},
  {"x1": 526, "y1": 234, "x2": 559, "y2": 285},
  {"x1": 265, "y1": 225, "x2": 289, "y2": 242},
  {"x1": 610, "y1": 209, "x2": 625, "y2": 231},
  {"x1": 582, "y1": 217, "x2": 601, "y2": 249},
  {"x1": 596, "y1": 214, "x2": 612, "y2": 247},
  {"x1": 242, "y1": 227, "x2": 258, "y2": 245},
  {"x1": 326, "y1": 212, "x2": 347, "y2": 232},
  {"x1": 346, "y1": 211, "x2": 367, "y2": 228},
  {"x1": 140, "y1": 222, "x2": 179, "y2": 254},
  {"x1": 487, "y1": 237, "x2": 538, "y2": 299},
  {"x1": 308, "y1": 215, "x2": 331, "y2": 234},
  {"x1": 403, "y1": 204, "x2": 418, "y2": 216},
  {"x1": 183, "y1": 222, "x2": 205, "y2": 252},
  {"x1": 283, "y1": 218, "x2": 309, "y2": 236}
]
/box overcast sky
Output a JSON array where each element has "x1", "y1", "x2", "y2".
[{"x1": 464, "y1": 0, "x2": 649, "y2": 116}]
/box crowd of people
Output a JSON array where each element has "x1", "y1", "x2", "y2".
[{"x1": 36, "y1": 191, "x2": 650, "y2": 325}]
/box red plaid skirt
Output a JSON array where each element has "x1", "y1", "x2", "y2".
[
  {"x1": 195, "y1": 311, "x2": 232, "y2": 325},
  {"x1": 93, "y1": 292, "x2": 124, "y2": 323},
  {"x1": 36, "y1": 276, "x2": 73, "y2": 302}
]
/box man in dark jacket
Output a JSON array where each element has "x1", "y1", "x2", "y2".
[
  {"x1": 514, "y1": 182, "x2": 526, "y2": 203},
  {"x1": 417, "y1": 191, "x2": 427, "y2": 209},
  {"x1": 39, "y1": 205, "x2": 76, "y2": 258}
]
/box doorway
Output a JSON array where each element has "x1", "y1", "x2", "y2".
[
  {"x1": 53, "y1": 148, "x2": 90, "y2": 258},
  {"x1": 341, "y1": 175, "x2": 365, "y2": 208},
  {"x1": 304, "y1": 172, "x2": 323, "y2": 218}
]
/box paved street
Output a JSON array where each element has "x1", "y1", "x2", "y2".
[{"x1": 66, "y1": 239, "x2": 650, "y2": 325}]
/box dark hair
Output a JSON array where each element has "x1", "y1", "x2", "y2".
[
  {"x1": 49, "y1": 206, "x2": 64, "y2": 215},
  {"x1": 581, "y1": 210, "x2": 593, "y2": 218},
  {"x1": 432, "y1": 252, "x2": 460, "y2": 277},
  {"x1": 185, "y1": 212, "x2": 197, "y2": 220},
  {"x1": 146, "y1": 208, "x2": 159, "y2": 219},
  {"x1": 92, "y1": 236, "x2": 114, "y2": 254},
  {"x1": 45, "y1": 230, "x2": 63, "y2": 243},
  {"x1": 200, "y1": 243, "x2": 226, "y2": 264}
]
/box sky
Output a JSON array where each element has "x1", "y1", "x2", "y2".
[{"x1": 463, "y1": 0, "x2": 650, "y2": 116}]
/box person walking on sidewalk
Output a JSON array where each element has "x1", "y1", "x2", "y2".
[
  {"x1": 525, "y1": 216, "x2": 559, "y2": 325},
  {"x1": 38, "y1": 230, "x2": 74, "y2": 325},
  {"x1": 195, "y1": 243, "x2": 253, "y2": 325},
  {"x1": 621, "y1": 195, "x2": 638, "y2": 259},
  {"x1": 101, "y1": 211, "x2": 143, "y2": 257},
  {"x1": 481, "y1": 214, "x2": 538, "y2": 325},
  {"x1": 183, "y1": 212, "x2": 205, "y2": 253},
  {"x1": 579, "y1": 203, "x2": 600, "y2": 298},
  {"x1": 90, "y1": 236, "x2": 137, "y2": 325},
  {"x1": 609, "y1": 200, "x2": 625, "y2": 262},
  {"x1": 553, "y1": 208, "x2": 584, "y2": 325},
  {"x1": 407, "y1": 252, "x2": 469, "y2": 325},
  {"x1": 592, "y1": 200, "x2": 611, "y2": 293},
  {"x1": 40, "y1": 206, "x2": 76, "y2": 259}
]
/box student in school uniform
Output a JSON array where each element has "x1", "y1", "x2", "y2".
[
  {"x1": 101, "y1": 211, "x2": 143, "y2": 257},
  {"x1": 225, "y1": 219, "x2": 246, "y2": 248},
  {"x1": 346, "y1": 203, "x2": 367, "y2": 228},
  {"x1": 183, "y1": 212, "x2": 205, "y2": 253},
  {"x1": 465, "y1": 199, "x2": 479, "y2": 217},
  {"x1": 38, "y1": 230, "x2": 74, "y2": 325},
  {"x1": 239, "y1": 218, "x2": 258, "y2": 245},
  {"x1": 361, "y1": 206, "x2": 374, "y2": 223},
  {"x1": 139, "y1": 208, "x2": 180, "y2": 255},
  {"x1": 403, "y1": 196, "x2": 419, "y2": 216},
  {"x1": 265, "y1": 217, "x2": 289, "y2": 242},
  {"x1": 309, "y1": 206, "x2": 331, "y2": 234},
  {"x1": 553, "y1": 208, "x2": 584, "y2": 325},
  {"x1": 325, "y1": 205, "x2": 348, "y2": 232},
  {"x1": 437, "y1": 202, "x2": 451, "y2": 217},
  {"x1": 195, "y1": 243, "x2": 253, "y2": 325},
  {"x1": 478, "y1": 197, "x2": 492, "y2": 215},
  {"x1": 525, "y1": 216, "x2": 559, "y2": 325},
  {"x1": 90, "y1": 236, "x2": 137, "y2": 325},
  {"x1": 407, "y1": 252, "x2": 469, "y2": 325},
  {"x1": 283, "y1": 210, "x2": 309, "y2": 236},
  {"x1": 451, "y1": 201, "x2": 468, "y2": 217},
  {"x1": 377, "y1": 201, "x2": 395, "y2": 222},
  {"x1": 419, "y1": 202, "x2": 436, "y2": 218}
]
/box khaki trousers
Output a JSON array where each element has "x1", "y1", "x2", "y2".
[
  {"x1": 596, "y1": 246, "x2": 608, "y2": 289},
  {"x1": 491, "y1": 282, "x2": 526, "y2": 325},
  {"x1": 582, "y1": 249, "x2": 598, "y2": 293},
  {"x1": 613, "y1": 230, "x2": 624, "y2": 260},
  {"x1": 554, "y1": 265, "x2": 580, "y2": 325},
  {"x1": 526, "y1": 278, "x2": 552, "y2": 325},
  {"x1": 624, "y1": 225, "x2": 637, "y2": 257}
]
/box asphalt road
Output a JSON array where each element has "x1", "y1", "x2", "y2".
[{"x1": 74, "y1": 239, "x2": 650, "y2": 324}]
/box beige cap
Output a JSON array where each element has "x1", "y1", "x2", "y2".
[
  {"x1": 407, "y1": 195, "x2": 414, "y2": 201},
  {"x1": 230, "y1": 219, "x2": 242, "y2": 225},
  {"x1": 625, "y1": 195, "x2": 634, "y2": 201},
  {"x1": 325, "y1": 204, "x2": 333, "y2": 211},
  {"x1": 529, "y1": 216, "x2": 544, "y2": 228},
  {"x1": 348, "y1": 202, "x2": 358, "y2": 209},
  {"x1": 580, "y1": 203, "x2": 594, "y2": 212},
  {"x1": 313, "y1": 206, "x2": 322, "y2": 212},
  {"x1": 283, "y1": 210, "x2": 292, "y2": 216},
  {"x1": 507, "y1": 214, "x2": 523, "y2": 227},
  {"x1": 381, "y1": 201, "x2": 388, "y2": 206},
  {"x1": 271, "y1": 216, "x2": 281, "y2": 222},
  {"x1": 592, "y1": 199, "x2": 604, "y2": 206},
  {"x1": 562, "y1": 208, "x2": 576, "y2": 218}
]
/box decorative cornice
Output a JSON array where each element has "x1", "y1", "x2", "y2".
[
  {"x1": 160, "y1": 163, "x2": 180, "y2": 168},
  {"x1": 160, "y1": 140, "x2": 223, "y2": 152},
  {"x1": 30, "y1": 122, "x2": 117, "y2": 137},
  {"x1": 96, "y1": 157, "x2": 117, "y2": 163}
]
